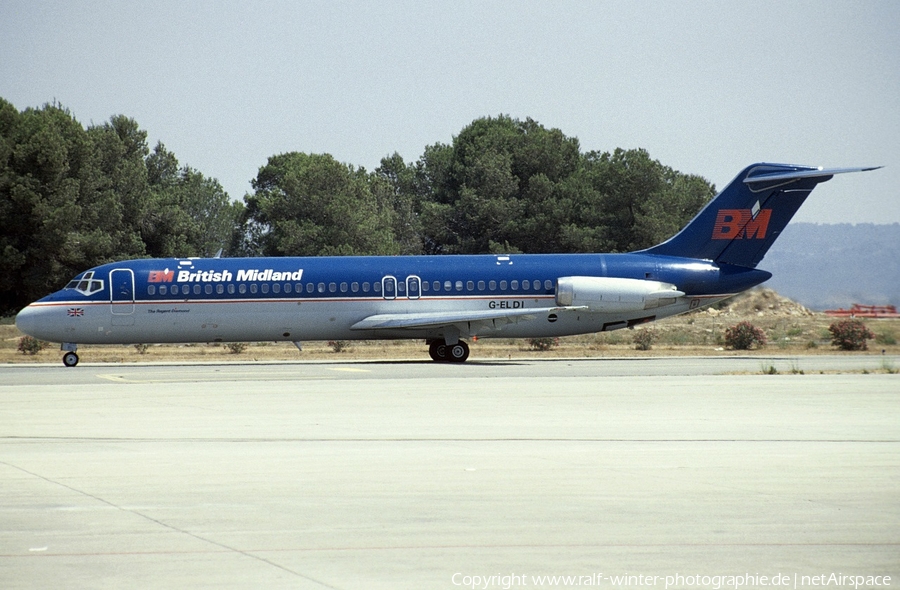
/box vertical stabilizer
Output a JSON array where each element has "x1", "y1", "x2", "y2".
[{"x1": 642, "y1": 164, "x2": 879, "y2": 267}]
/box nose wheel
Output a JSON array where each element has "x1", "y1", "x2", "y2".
[
  {"x1": 62, "y1": 352, "x2": 79, "y2": 367},
  {"x1": 428, "y1": 340, "x2": 469, "y2": 363}
]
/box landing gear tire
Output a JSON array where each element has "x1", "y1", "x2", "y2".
[
  {"x1": 429, "y1": 340, "x2": 470, "y2": 363},
  {"x1": 447, "y1": 341, "x2": 470, "y2": 363},
  {"x1": 62, "y1": 352, "x2": 79, "y2": 367},
  {"x1": 428, "y1": 341, "x2": 448, "y2": 362}
]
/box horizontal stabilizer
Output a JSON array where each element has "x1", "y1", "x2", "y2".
[{"x1": 743, "y1": 166, "x2": 882, "y2": 192}]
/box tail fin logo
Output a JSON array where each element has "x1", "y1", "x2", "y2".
[{"x1": 711, "y1": 208, "x2": 772, "y2": 240}]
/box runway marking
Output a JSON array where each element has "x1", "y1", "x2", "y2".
[
  {"x1": 3, "y1": 436, "x2": 899, "y2": 443},
  {"x1": 6, "y1": 540, "x2": 899, "y2": 558},
  {"x1": 94, "y1": 373, "x2": 337, "y2": 384}
]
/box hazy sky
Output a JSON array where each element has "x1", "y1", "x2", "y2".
[{"x1": 2, "y1": 1, "x2": 897, "y2": 223}]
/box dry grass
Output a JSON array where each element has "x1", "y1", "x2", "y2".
[{"x1": 3, "y1": 288, "x2": 898, "y2": 364}]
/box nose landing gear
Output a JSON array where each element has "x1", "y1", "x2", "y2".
[
  {"x1": 61, "y1": 343, "x2": 79, "y2": 367},
  {"x1": 428, "y1": 340, "x2": 470, "y2": 363}
]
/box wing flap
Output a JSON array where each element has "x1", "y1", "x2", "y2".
[{"x1": 350, "y1": 306, "x2": 586, "y2": 331}]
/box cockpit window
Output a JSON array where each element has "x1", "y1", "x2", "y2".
[{"x1": 65, "y1": 271, "x2": 104, "y2": 296}]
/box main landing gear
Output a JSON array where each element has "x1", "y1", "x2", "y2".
[{"x1": 428, "y1": 340, "x2": 470, "y2": 363}]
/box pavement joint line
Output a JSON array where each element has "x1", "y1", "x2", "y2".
[
  {"x1": 2, "y1": 436, "x2": 899, "y2": 443},
  {"x1": 0, "y1": 459, "x2": 343, "y2": 590}
]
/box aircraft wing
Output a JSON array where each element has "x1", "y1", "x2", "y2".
[{"x1": 350, "y1": 306, "x2": 587, "y2": 332}]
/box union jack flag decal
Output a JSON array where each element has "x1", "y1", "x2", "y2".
[{"x1": 67, "y1": 308, "x2": 84, "y2": 317}]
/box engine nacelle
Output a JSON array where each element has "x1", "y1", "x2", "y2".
[{"x1": 555, "y1": 276, "x2": 684, "y2": 312}]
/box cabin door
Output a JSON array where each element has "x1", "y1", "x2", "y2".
[
  {"x1": 382, "y1": 276, "x2": 397, "y2": 300},
  {"x1": 406, "y1": 276, "x2": 421, "y2": 300},
  {"x1": 110, "y1": 269, "x2": 135, "y2": 315}
]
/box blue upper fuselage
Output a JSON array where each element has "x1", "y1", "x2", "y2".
[{"x1": 36, "y1": 252, "x2": 771, "y2": 305}]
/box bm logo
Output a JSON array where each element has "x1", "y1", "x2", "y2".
[
  {"x1": 148, "y1": 270, "x2": 175, "y2": 283},
  {"x1": 712, "y1": 208, "x2": 771, "y2": 240}
]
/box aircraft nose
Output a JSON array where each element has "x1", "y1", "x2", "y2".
[{"x1": 15, "y1": 304, "x2": 44, "y2": 340}]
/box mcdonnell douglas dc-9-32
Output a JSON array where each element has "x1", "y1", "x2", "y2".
[{"x1": 15, "y1": 162, "x2": 879, "y2": 366}]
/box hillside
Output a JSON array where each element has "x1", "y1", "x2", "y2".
[{"x1": 763, "y1": 222, "x2": 900, "y2": 310}]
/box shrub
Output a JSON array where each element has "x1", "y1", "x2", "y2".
[
  {"x1": 875, "y1": 330, "x2": 897, "y2": 346},
  {"x1": 226, "y1": 342, "x2": 248, "y2": 354},
  {"x1": 632, "y1": 329, "x2": 655, "y2": 351},
  {"x1": 724, "y1": 321, "x2": 767, "y2": 350},
  {"x1": 134, "y1": 343, "x2": 150, "y2": 354},
  {"x1": 828, "y1": 319, "x2": 875, "y2": 351},
  {"x1": 328, "y1": 340, "x2": 349, "y2": 353},
  {"x1": 527, "y1": 337, "x2": 558, "y2": 351},
  {"x1": 17, "y1": 336, "x2": 46, "y2": 355}
]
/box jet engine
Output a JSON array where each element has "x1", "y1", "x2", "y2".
[{"x1": 555, "y1": 276, "x2": 684, "y2": 312}]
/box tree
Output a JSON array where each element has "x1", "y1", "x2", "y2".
[
  {"x1": 372, "y1": 153, "x2": 424, "y2": 255},
  {"x1": 244, "y1": 152, "x2": 398, "y2": 256},
  {"x1": 414, "y1": 115, "x2": 584, "y2": 254},
  {"x1": 399, "y1": 116, "x2": 715, "y2": 256},
  {"x1": 581, "y1": 148, "x2": 715, "y2": 253},
  {"x1": 0, "y1": 102, "x2": 148, "y2": 314},
  {"x1": 144, "y1": 142, "x2": 244, "y2": 258},
  {"x1": 0, "y1": 99, "x2": 241, "y2": 315}
]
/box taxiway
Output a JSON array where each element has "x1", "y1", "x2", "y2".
[{"x1": 1, "y1": 358, "x2": 897, "y2": 589}]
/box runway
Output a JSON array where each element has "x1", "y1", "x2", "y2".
[{"x1": 1, "y1": 358, "x2": 898, "y2": 589}]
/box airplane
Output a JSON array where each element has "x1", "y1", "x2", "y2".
[{"x1": 15, "y1": 162, "x2": 879, "y2": 367}]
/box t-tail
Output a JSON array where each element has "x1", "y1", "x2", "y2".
[{"x1": 643, "y1": 163, "x2": 881, "y2": 267}]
